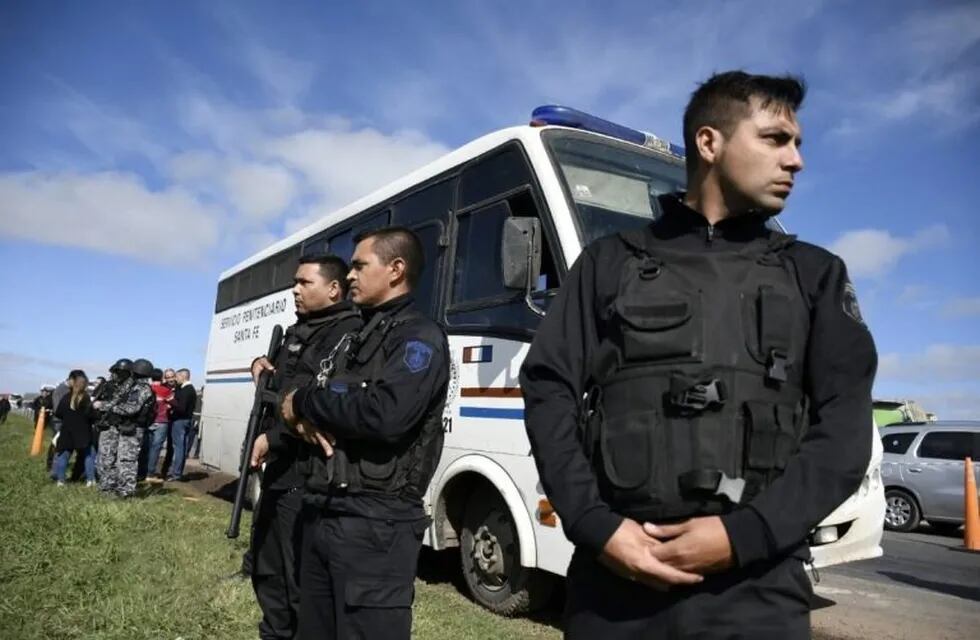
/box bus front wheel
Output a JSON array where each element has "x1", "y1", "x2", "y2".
[{"x1": 460, "y1": 487, "x2": 553, "y2": 616}]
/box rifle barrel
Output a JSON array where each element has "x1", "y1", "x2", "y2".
[{"x1": 226, "y1": 324, "x2": 283, "y2": 539}]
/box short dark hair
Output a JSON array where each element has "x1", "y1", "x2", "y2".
[
  {"x1": 354, "y1": 226, "x2": 425, "y2": 288},
  {"x1": 151, "y1": 368, "x2": 163, "y2": 382},
  {"x1": 683, "y1": 70, "x2": 806, "y2": 177},
  {"x1": 298, "y1": 254, "x2": 350, "y2": 297}
]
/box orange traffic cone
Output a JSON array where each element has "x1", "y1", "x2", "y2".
[
  {"x1": 964, "y1": 457, "x2": 980, "y2": 552},
  {"x1": 29, "y1": 409, "x2": 46, "y2": 456}
]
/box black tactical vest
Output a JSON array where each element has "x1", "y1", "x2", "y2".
[
  {"x1": 306, "y1": 308, "x2": 446, "y2": 502},
  {"x1": 135, "y1": 381, "x2": 157, "y2": 430},
  {"x1": 585, "y1": 227, "x2": 810, "y2": 522},
  {"x1": 266, "y1": 308, "x2": 360, "y2": 485},
  {"x1": 276, "y1": 309, "x2": 361, "y2": 394}
]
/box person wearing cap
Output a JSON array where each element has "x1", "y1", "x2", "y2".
[{"x1": 95, "y1": 358, "x2": 155, "y2": 498}]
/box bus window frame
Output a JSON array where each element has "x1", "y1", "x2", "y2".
[
  {"x1": 540, "y1": 128, "x2": 686, "y2": 247},
  {"x1": 443, "y1": 141, "x2": 565, "y2": 337}
]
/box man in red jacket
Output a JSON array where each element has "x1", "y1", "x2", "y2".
[{"x1": 141, "y1": 368, "x2": 174, "y2": 481}]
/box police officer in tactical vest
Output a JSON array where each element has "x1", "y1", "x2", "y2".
[
  {"x1": 247, "y1": 254, "x2": 361, "y2": 640},
  {"x1": 280, "y1": 227, "x2": 449, "y2": 640},
  {"x1": 95, "y1": 357, "x2": 156, "y2": 498},
  {"x1": 520, "y1": 71, "x2": 878, "y2": 638}
]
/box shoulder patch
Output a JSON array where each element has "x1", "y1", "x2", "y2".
[
  {"x1": 403, "y1": 340, "x2": 434, "y2": 374},
  {"x1": 842, "y1": 281, "x2": 864, "y2": 324}
]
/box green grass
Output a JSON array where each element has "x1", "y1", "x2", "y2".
[{"x1": 0, "y1": 414, "x2": 561, "y2": 639}]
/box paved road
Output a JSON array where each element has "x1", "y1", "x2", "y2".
[{"x1": 812, "y1": 527, "x2": 979, "y2": 640}]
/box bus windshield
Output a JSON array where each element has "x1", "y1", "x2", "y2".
[{"x1": 544, "y1": 130, "x2": 686, "y2": 245}]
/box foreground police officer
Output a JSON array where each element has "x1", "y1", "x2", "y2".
[
  {"x1": 521, "y1": 71, "x2": 878, "y2": 639},
  {"x1": 248, "y1": 254, "x2": 361, "y2": 640},
  {"x1": 95, "y1": 357, "x2": 156, "y2": 498},
  {"x1": 280, "y1": 227, "x2": 448, "y2": 640}
]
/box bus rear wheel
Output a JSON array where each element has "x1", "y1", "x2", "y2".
[{"x1": 460, "y1": 487, "x2": 553, "y2": 616}]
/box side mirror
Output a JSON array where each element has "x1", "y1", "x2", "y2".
[
  {"x1": 502, "y1": 217, "x2": 541, "y2": 289},
  {"x1": 501, "y1": 217, "x2": 546, "y2": 317}
]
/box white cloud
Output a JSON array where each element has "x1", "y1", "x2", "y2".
[
  {"x1": 0, "y1": 171, "x2": 221, "y2": 266},
  {"x1": 892, "y1": 3, "x2": 980, "y2": 69},
  {"x1": 6, "y1": 79, "x2": 452, "y2": 269},
  {"x1": 897, "y1": 284, "x2": 930, "y2": 306},
  {"x1": 0, "y1": 351, "x2": 112, "y2": 394},
  {"x1": 874, "y1": 342, "x2": 980, "y2": 421},
  {"x1": 222, "y1": 162, "x2": 298, "y2": 220},
  {"x1": 169, "y1": 149, "x2": 221, "y2": 183},
  {"x1": 243, "y1": 44, "x2": 315, "y2": 105},
  {"x1": 942, "y1": 296, "x2": 980, "y2": 318},
  {"x1": 823, "y1": 3, "x2": 980, "y2": 139},
  {"x1": 204, "y1": 2, "x2": 316, "y2": 105},
  {"x1": 877, "y1": 344, "x2": 980, "y2": 382},
  {"x1": 267, "y1": 122, "x2": 449, "y2": 213},
  {"x1": 910, "y1": 390, "x2": 980, "y2": 421},
  {"x1": 828, "y1": 224, "x2": 950, "y2": 278}
]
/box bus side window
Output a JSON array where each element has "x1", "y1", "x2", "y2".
[
  {"x1": 329, "y1": 210, "x2": 391, "y2": 263},
  {"x1": 392, "y1": 180, "x2": 453, "y2": 320},
  {"x1": 302, "y1": 232, "x2": 329, "y2": 257},
  {"x1": 448, "y1": 145, "x2": 560, "y2": 333},
  {"x1": 272, "y1": 245, "x2": 301, "y2": 290},
  {"x1": 215, "y1": 278, "x2": 235, "y2": 312},
  {"x1": 407, "y1": 222, "x2": 444, "y2": 320},
  {"x1": 328, "y1": 229, "x2": 354, "y2": 264}
]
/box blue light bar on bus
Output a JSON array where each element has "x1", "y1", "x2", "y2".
[{"x1": 531, "y1": 105, "x2": 685, "y2": 158}]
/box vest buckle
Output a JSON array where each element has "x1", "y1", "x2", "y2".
[
  {"x1": 766, "y1": 349, "x2": 788, "y2": 382},
  {"x1": 669, "y1": 377, "x2": 726, "y2": 412},
  {"x1": 678, "y1": 469, "x2": 746, "y2": 504}
]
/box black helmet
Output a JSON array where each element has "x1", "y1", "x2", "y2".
[
  {"x1": 132, "y1": 358, "x2": 154, "y2": 378},
  {"x1": 110, "y1": 358, "x2": 133, "y2": 373}
]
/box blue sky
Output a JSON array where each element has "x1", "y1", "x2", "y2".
[{"x1": 1, "y1": 0, "x2": 978, "y2": 418}]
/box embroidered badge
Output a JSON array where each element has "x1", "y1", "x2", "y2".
[{"x1": 404, "y1": 340, "x2": 434, "y2": 374}]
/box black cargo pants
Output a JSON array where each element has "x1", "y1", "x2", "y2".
[
  {"x1": 564, "y1": 547, "x2": 813, "y2": 640},
  {"x1": 298, "y1": 509, "x2": 427, "y2": 640},
  {"x1": 251, "y1": 487, "x2": 304, "y2": 640}
]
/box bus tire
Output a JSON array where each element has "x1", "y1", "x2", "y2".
[{"x1": 460, "y1": 487, "x2": 553, "y2": 616}]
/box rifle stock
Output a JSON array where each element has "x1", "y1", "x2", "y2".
[{"x1": 226, "y1": 324, "x2": 284, "y2": 539}]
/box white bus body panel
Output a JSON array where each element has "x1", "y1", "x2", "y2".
[{"x1": 200, "y1": 289, "x2": 295, "y2": 475}]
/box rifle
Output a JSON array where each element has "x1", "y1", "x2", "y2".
[{"x1": 226, "y1": 324, "x2": 284, "y2": 539}]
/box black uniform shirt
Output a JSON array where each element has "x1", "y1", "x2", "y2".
[
  {"x1": 261, "y1": 300, "x2": 362, "y2": 491},
  {"x1": 293, "y1": 294, "x2": 449, "y2": 519},
  {"x1": 520, "y1": 194, "x2": 878, "y2": 567}
]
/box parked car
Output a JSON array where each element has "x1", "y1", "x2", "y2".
[{"x1": 881, "y1": 421, "x2": 980, "y2": 532}]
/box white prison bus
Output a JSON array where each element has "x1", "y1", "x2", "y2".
[{"x1": 201, "y1": 105, "x2": 885, "y2": 614}]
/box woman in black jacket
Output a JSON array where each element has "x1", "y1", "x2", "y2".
[{"x1": 53, "y1": 373, "x2": 97, "y2": 486}]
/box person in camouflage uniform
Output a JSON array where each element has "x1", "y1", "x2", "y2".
[{"x1": 95, "y1": 358, "x2": 155, "y2": 498}]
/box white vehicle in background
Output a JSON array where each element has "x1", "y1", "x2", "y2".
[{"x1": 200, "y1": 105, "x2": 885, "y2": 614}]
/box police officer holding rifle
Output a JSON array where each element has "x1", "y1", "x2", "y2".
[
  {"x1": 237, "y1": 254, "x2": 361, "y2": 640},
  {"x1": 280, "y1": 227, "x2": 449, "y2": 640}
]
